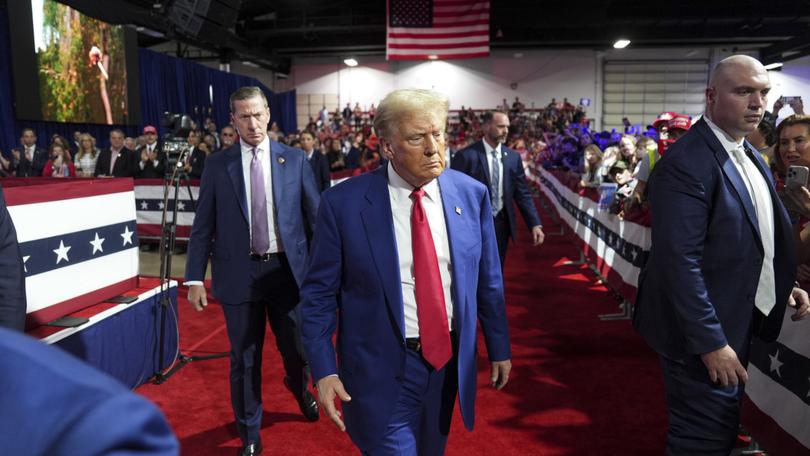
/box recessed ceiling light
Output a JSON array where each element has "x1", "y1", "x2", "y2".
[
  {"x1": 344, "y1": 58, "x2": 358, "y2": 67},
  {"x1": 613, "y1": 39, "x2": 631, "y2": 49}
]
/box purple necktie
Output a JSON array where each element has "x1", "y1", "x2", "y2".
[{"x1": 250, "y1": 147, "x2": 270, "y2": 254}]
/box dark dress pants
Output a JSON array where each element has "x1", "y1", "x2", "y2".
[
  {"x1": 493, "y1": 209, "x2": 510, "y2": 270},
  {"x1": 220, "y1": 253, "x2": 310, "y2": 445},
  {"x1": 660, "y1": 355, "x2": 744, "y2": 455}
]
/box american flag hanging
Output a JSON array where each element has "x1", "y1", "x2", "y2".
[{"x1": 386, "y1": 0, "x2": 490, "y2": 61}]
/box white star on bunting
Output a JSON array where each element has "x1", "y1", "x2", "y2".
[
  {"x1": 121, "y1": 226, "x2": 134, "y2": 246},
  {"x1": 90, "y1": 232, "x2": 105, "y2": 254},
  {"x1": 768, "y1": 350, "x2": 784, "y2": 378},
  {"x1": 53, "y1": 240, "x2": 71, "y2": 264},
  {"x1": 158, "y1": 201, "x2": 165, "y2": 210},
  {"x1": 140, "y1": 200, "x2": 148, "y2": 210},
  {"x1": 177, "y1": 201, "x2": 186, "y2": 211},
  {"x1": 22, "y1": 255, "x2": 30, "y2": 273}
]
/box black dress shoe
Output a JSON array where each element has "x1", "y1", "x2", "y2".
[
  {"x1": 284, "y1": 376, "x2": 320, "y2": 422},
  {"x1": 237, "y1": 442, "x2": 262, "y2": 456}
]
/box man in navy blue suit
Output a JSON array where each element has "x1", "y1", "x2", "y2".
[
  {"x1": 185, "y1": 87, "x2": 321, "y2": 456},
  {"x1": 634, "y1": 55, "x2": 810, "y2": 454},
  {"x1": 451, "y1": 111, "x2": 544, "y2": 268},
  {"x1": 0, "y1": 327, "x2": 178, "y2": 455},
  {"x1": 301, "y1": 89, "x2": 512, "y2": 455},
  {"x1": 0, "y1": 187, "x2": 26, "y2": 331},
  {"x1": 300, "y1": 130, "x2": 331, "y2": 193}
]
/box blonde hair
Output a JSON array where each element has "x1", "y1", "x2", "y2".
[
  {"x1": 373, "y1": 89, "x2": 449, "y2": 139},
  {"x1": 76, "y1": 133, "x2": 97, "y2": 160}
]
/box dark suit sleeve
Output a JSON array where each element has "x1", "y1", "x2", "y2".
[
  {"x1": 475, "y1": 185, "x2": 511, "y2": 361},
  {"x1": 190, "y1": 151, "x2": 206, "y2": 179},
  {"x1": 511, "y1": 155, "x2": 543, "y2": 229},
  {"x1": 300, "y1": 195, "x2": 341, "y2": 380},
  {"x1": 184, "y1": 160, "x2": 216, "y2": 282},
  {"x1": 0, "y1": 188, "x2": 26, "y2": 331},
  {"x1": 648, "y1": 157, "x2": 727, "y2": 355},
  {"x1": 32, "y1": 149, "x2": 48, "y2": 177},
  {"x1": 319, "y1": 155, "x2": 331, "y2": 191},
  {"x1": 301, "y1": 154, "x2": 320, "y2": 236},
  {"x1": 450, "y1": 149, "x2": 471, "y2": 173},
  {"x1": 93, "y1": 152, "x2": 105, "y2": 177}
]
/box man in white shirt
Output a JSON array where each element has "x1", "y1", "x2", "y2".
[
  {"x1": 301, "y1": 89, "x2": 511, "y2": 455},
  {"x1": 185, "y1": 86, "x2": 321, "y2": 456},
  {"x1": 634, "y1": 54, "x2": 810, "y2": 454},
  {"x1": 12, "y1": 128, "x2": 48, "y2": 177},
  {"x1": 452, "y1": 111, "x2": 544, "y2": 268},
  {"x1": 136, "y1": 125, "x2": 165, "y2": 179}
]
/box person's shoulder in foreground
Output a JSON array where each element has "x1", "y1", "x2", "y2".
[{"x1": 0, "y1": 327, "x2": 179, "y2": 456}]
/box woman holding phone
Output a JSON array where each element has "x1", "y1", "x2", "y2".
[{"x1": 774, "y1": 115, "x2": 810, "y2": 279}]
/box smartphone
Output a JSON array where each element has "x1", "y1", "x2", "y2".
[{"x1": 786, "y1": 165, "x2": 809, "y2": 188}]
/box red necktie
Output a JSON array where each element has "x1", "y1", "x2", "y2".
[{"x1": 410, "y1": 188, "x2": 452, "y2": 370}]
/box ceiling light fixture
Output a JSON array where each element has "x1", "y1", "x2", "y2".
[
  {"x1": 344, "y1": 58, "x2": 358, "y2": 67},
  {"x1": 613, "y1": 39, "x2": 631, "y2": 49},
  {"x1": 763, "y1": 62, "x2": 783, "y2": 70}
]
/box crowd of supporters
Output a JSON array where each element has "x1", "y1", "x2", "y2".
[{"x1": 2, "y1": 96, "x2": 806, "y2": 220}]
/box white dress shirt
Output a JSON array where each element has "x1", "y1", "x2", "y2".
[
  {"x1": 705, "y1": 116, "x2": 776, "y2": 315},
  {"x1": 184, "y1": 138, "x2": 284, "y2": 287},
  {"x1": 483, "y1": 139, "x2": 504, "y2": 209},
  {"x1": 241, "y1": 138, "x2": 282, "y2": 254},
  {"x1": 387, "y1": 162, "x2": 454, "y2": 338}
]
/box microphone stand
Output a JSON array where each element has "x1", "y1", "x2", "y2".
[{"x1": 152, "y1": 147, "x2": 227, "y2": 384}]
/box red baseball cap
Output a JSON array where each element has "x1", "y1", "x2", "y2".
[
  {"x1": 143, "y1": 125, "x2": 157, "y2": 134},
  {"x1": 652, "y1": 112, "x2": 678, "y2": 129},
  {"x1": 667, "y1": 115, "x2": 691, "y2": 131}
]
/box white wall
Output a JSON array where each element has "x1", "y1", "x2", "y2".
[
  {"x1": 768, "y1": 55, "x2": 810, "y2": 121},
  {"x1": 290, "y1": 50, "x2": 598, "y2": 115}
]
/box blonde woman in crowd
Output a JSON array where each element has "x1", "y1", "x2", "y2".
[
  {"x1": 74, "y1": 133, "x2": 99, "y2": 177},
  {"x1": 579, "y1": 144, "x2": 604, "y2": 188}
]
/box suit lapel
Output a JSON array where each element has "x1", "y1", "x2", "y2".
[
  {"x1": 270, "y1": 141, "x2": 285, "y2": 212},
  {"x1": 225, "y1": 145, "x2": 249, "y2": 224},
  {"x1": 360, "y1": 167, "x2": 405, "y2": 340},
  {"x1": 476, "y1": 141, "x2": 491, "y2": 185},
  {"x1": 697, "y1": 120, "x2": 762, "y2": 243},
  {"x1": 437, "y1": 171, "x2": 467, "y2": 327}
]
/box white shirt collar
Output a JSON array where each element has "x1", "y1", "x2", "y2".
[
  {"x1": 482, "y1": 138, "x2": 502, "y2": 156},
  {"x1": 240, "y1": 137, "x2": 271, "y2": 157},
  {"x1": 387, "y1": 161, "x2": 440, "y2": 203},
  {"x1": 704, "y1": 115, "x2": 745, "y2": 151}
]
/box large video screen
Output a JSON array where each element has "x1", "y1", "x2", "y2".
[{"x1": 8, "y1": 0, "x2": 141, "y2": 125}]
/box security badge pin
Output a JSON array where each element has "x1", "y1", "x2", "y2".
[
  {"x1": 455, "y1": 206, "x2": 462, "y2": 215},
  {"x1": 277, "y1": 156, "x2": 285, "y2": 164}
]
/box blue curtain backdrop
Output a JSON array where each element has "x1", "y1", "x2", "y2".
[{"x1": 0, "y1": 6, "x2": 296, "y2": 155}]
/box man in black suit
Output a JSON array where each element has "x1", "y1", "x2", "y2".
[
  {"x1": 300, "y1": 131, "x2": 330, "y2": 193},
  {"x1": 94, "y1": 129, "x2": 137, "y2": 177},
  {"x1": 634, "y1": 54, "x2": 810, "y2": 454},
  {"x1": 0, "y1": 187, "x2": 26, "y2": 331},
  {"x1": 136, "y1": 125, "x2": 166, "y2": 179},
  {"x1": 12, "y1": 128, "x2": 48, "y2": 177},
  {"x1": 184, "y1": 130, "x2": 206, "y2": 179},
  {"x1": 451, "y1": 111, "x2": 544, "y2": 267}
]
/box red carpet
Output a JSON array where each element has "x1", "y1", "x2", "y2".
[{"x1": 137, "y1": 199, "x2": 667, "y2": 455}]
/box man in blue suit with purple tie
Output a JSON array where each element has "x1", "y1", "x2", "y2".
[
  {"x1": 300, "y1": 89, "x2": 512, "y2": 455},
  {"x1": 186, "y1": 87, "x2": 321, "y2": 456},
  {"x1": 634, "y1": 55, "x2": 810, "y2": 454}
]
